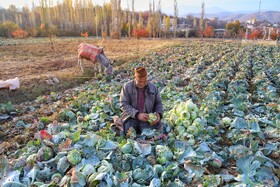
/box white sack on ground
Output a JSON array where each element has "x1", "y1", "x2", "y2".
[{"x1": 0, "y1": 77, "x2": 20, "y2": 90}]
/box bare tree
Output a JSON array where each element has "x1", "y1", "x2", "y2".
[
  {"x1": 110, "y1": 0, "x2": 121, "y2": 38},
  {"x1": 95, "y1": 6, "x2": 101, "y2": 37},
  {"x1": 126, "y1": 0, "x2": 132, "y2": 37},
  {"x1": 68, "y1": 0, "x2": 75, "y2": 30},
  {"x1": 200, "y1": 0, "x2": 205, "y2": 38},
  {"x1": 20, "y1": 7, "x2": 31, "y2": 29},
  {"x1": 39, "y1": 0, "x2": 47, "y2": 28},
  {"x1": 139, "y1": 11, "x2": 143, "y2": 29},
  {"x1": 148, "y1": 0, "x2": 161, "y2": 38},
  {"x1": 131, "y1": 0, "x2": 136, "y2": 30},
  {"x1": 103, "y1": 3, "x2": 112, "y2": 37},
  {"x1": 173, "y1": 0, "x2": 178, "y2": 38},
  {"x1": 193, "y1": 17, "x2": 198, "y2": 29},
  {"x1": 30, "y1": 3, "x2": 36, "y2": 28},
  {"x1": 46, "y1": 0, "x2": 52, "y2": 27},
  {"x1": 156, "y1": 0, "x2": 162, "y2": 37},
  {"x1": 102, "y1": 2, "x2": 108, "y2": 37},
  {"x1": 8, "y1": 5, "x2": 17, "y2": 23},
  {"x1": 147, "y1": 0, "x2": 155, "y2": 37},
  {"x1": 74, "y1": 0, "x2": 80, "y2": 30},
  {"x1": 163, "y1": 15, "x2": 170, "y2": 38}
]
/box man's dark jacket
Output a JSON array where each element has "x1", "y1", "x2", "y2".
[{"x1": 120, "y1": 80, "x2": 163, "y2": 122}]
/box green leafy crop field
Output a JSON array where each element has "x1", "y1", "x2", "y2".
[{"x1": 0, "y1": 38, "x2": 279, "y2": 186}]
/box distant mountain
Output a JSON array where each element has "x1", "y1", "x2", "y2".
[
  {"x1": 222, "y1": 11, "x2": 280, "y2": 23},
  {"x1": 163, "y1": 5, "x2": 229, "y2": 16},
  {"x1": 161, "y1": 4, "x2": 280, "y2": 23},
  {"x1": 187, "y1": 11, "x2": 280, "y2": 23}
]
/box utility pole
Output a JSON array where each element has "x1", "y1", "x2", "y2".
[{"x1": 258, "y1": 0, "x2": 261, "y2": 20}]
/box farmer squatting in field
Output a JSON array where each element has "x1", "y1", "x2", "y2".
[{"x1": 120, "y1": 67, "x2": 163, "y2": 136}]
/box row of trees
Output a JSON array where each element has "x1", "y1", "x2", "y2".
[
  {"x1": 0, "y1": 0, "x2": 211, "y2": 39},
  {"x1": 0, "y1": 0, "x2": 171, "y2": 38},
  {"x1": 224, "y1": 20, "x2": 280, "y2": 40},
  {"x1": 1, "y1": 0, "x2": 278, "y2": 40}
]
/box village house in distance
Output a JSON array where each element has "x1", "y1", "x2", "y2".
[{"x1": 168, "y1": 15, "x2": 280, "y2": 40}]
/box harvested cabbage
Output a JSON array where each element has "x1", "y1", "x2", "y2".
[{"x1": 148, "y1": 113, "x2": 158, "y2": 124}]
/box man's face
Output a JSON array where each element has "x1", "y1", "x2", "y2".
[{"x1": 135, "y1": 76, "x2": 147, "y2": 88}]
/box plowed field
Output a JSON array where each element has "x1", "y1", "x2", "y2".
[{"x1": 0, "y1": 37, "x2": 179, "y2": 104}]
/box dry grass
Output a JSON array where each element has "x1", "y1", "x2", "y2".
[{"x1": 0, "y1": 37, "x2": 181, "y2": 104}]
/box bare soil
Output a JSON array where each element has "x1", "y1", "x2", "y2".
[{"x1": 0, "y1": 37, "x2": 180, "y2": 104}]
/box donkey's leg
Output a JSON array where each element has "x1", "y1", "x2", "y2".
[
  {"x1": 78, "y1": 57, "x2": 84, "y2": 73},
  {"x1": 98, "y1": 62, "x2": 102, "y2": 74},
  {"x1": 94, "y1": 55, "x2": 103, "y2": 76},
  {"x1": 93, "y1": 62, "x2": 98, "y2": 77}
]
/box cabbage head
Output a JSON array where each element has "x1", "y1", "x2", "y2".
[
  {"x1": 121, "y1": 142, "x2": 133, "y2": 154},
  {"x1": 67, "y1": 149, "x2": 81, "y2": 165},
  {"x1": 148, "y1": 113, "x2": 158, "y2": 124},
  {"x1": 222, "y1": 117, "x2": 232, "y2": 125},
  {"x1": 155, "y1": 145, "x2": 173, "y2": 164}
]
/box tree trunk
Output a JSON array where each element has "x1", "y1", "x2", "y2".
[
  {"x1": 173, "y1": 0, "x2": 178, "y2": 38},
  {"x1": 200, "y1": 1, "x2": 205, "y2": 39}
]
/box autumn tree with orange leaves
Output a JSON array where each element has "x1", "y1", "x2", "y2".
[
  {"x1": 248, "y1": 30, "x2": 263, "y2": 40},
  {"x1": 270, "y1": 30, "x2": 280, "y2": 40},
  {"x1": 204, "y1": 26, "x2": 214, "y2": 38}
]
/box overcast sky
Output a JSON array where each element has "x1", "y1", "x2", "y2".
[{"x1": 1, "y1": 0, "x2": 279, "y2": 15}]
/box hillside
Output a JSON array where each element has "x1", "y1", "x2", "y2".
[
  {"x1": 190, "y1": 11, "x2": 280, "y2": 23},
  {"x1": 221, "y1": 11, "x2": 280, "y2": 23}
]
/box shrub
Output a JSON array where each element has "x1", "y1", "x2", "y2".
[
  {"x1": 177, "y1": 31, "x2": 186, "y2": 38},
  {"x1": 0, "y1": 21, "x2": 19, "y2": 37},
  {"x1": 132, "y1": 28, "x2": 149, "y2": 39},
  {"x1": 248, "y1": 30, "x2": 263, "y2": 40},
  {"x1": 81, "y1": 32, "x2": 88, "y2": 37},
  {"x1": 270, "y1": 31, "x2": 280, "y2": 41},
  {"x1": 12, "y1": 29, "x2": 28, "y2": 38},
  {"x1": 102, "y1": 31, "x2": 107, "y2": 38},
  {"x1": 110, "y1": 31, "x2": 120, "y2": 39},
  {"x1": 26, "y1": 28, "x2": 38, "y2": 37},
  {"x1": 187, "y1": 29, "x2": 198, "y2": 38}
]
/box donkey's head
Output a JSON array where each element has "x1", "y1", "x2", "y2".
[
  {"x1": 98, "y1": 53, "x2": 114, "y2": 75},
  {"x1": 105, "y1": 61, "x2": 114, "y2": 75}
]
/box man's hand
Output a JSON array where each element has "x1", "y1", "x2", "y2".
[
  {"x1": 138, "y1": 113, "x2": 149, "y2": 122},
  {"x1": 150, "y1": 113, "x2": 160, "y2": 125}
]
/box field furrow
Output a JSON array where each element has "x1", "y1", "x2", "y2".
[{"x1": 0, "y1": 39, "x2": 279, "y2": 187}]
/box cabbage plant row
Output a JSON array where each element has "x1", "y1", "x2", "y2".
[{"x1": 0, "y1": 41, "x2": 279, "y2": 186}]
